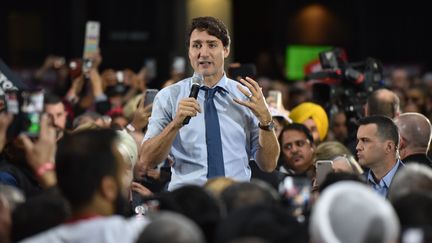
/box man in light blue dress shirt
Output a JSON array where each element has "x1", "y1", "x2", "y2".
[
  {"x1": 356, "y1": 115, "x2": 404, "y2": 197},
  {"x1": 137, "y1": 17, "x2": 280, "y2": 190}
]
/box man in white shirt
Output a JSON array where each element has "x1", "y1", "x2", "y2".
[{"x1": 21, "y1": 129, "x2": 149, "y2": 243}]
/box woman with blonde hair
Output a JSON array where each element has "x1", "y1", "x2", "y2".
[{"x1": 313, "y1": 141, "x2": 363, "y2": 174}]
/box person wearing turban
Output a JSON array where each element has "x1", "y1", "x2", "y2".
[{"x1": 289, "y1": 102, "x2": 329, "y2": 144}]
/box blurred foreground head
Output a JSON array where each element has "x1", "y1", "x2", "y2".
[{"x1": 310, "y1": 181, "x2": 399, "y2": 243}]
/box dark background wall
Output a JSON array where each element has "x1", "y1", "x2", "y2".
[
  {"x1": 232, "y1": 0, "x2": 432, "y2": 79},
  {"x1": 1, "y1": 0, "x2": 431, "y2": 85}
]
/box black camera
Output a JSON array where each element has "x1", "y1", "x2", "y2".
[{"x1": 306, "y1": 48, "x2": 384, "y2": 121}]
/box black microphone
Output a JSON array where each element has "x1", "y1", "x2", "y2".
[{"x1": 183, "y1": 73, "x2": 203, "y2": 125}]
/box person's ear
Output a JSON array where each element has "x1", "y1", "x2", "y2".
[
  {"x1": 310, "y1": 143, "x2": 315, "y2": 153},
  {"x1": 399, "y1": 136, "x2": 407, "y2": 150},
  {"x1": 100, "y1": 176, "x2": 118, "y2": 203},
  {"x1": 224, "y1": 46, "x2": 230, "y2": 58},
  {"x1": 385, "y1": 140, "x2": 395, "y2": 154}
]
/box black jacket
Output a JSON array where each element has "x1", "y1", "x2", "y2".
[{"x1": 402, "y1": 153, "x2": 432, "y2": 168}]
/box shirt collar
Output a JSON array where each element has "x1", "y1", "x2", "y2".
[
  {"x1": 367, "y1": 159, "x2": 402, "y2": 187},
  {"x1": 195, "y1": 73, "x2": 229, "y2": 93}
]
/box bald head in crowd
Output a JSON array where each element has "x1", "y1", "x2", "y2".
[
  {"x1": 394, "y1": 112, "x2": 432, "y2": 167},
  {"x1": 365, "y1": 89, "x2": 400, "y2": 118}
]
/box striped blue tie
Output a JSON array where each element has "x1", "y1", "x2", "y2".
[{"x1": 202, "y1": 86, "x2": 225, "y2": 178}]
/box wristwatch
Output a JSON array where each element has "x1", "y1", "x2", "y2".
[{"x1": 258, "y1": 120, "x2": 275, "y2": 131}]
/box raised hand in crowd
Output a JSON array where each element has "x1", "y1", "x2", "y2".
[
  {"x1": 19, "y1": 114, "x2": 57, "y2": 188},
  {"x1": 130, "y1": 96, "x2": 152, "y2": 132},
  {"x1": 127, "y1": 95, "x2": 152, "y2": 148},
  {"x1": 34, "y1": 55, "x2": 66, "y2": 78},
  {"x1": 88, "y1": 68, "x2": 104, "y2": 98},
  {"x1": 65, "y1": 75, "x2": 85, "y2": 104}
]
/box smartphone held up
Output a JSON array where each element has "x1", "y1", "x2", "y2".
[
  {"x1": 315, "y1": 160, "x2": 334, "y2": 187},
  {"x1": 4, "y1": 90, "x2": 44, "y2": 138}
]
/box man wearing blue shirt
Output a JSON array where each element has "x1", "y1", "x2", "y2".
[
  {"x1": 137, "y1": 16, "x2": 279, "y2": 190},
  {"x1": 356, "y1": 115, "x2": 404, "y2": 197}
]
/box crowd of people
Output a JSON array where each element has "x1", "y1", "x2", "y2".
[{"x1": 1, "y1": 16, "x2": 432, "y2": 243}]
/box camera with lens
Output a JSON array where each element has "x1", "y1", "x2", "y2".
[{"x1": 306, "y1": 48, "x2": 384, "y2": 121}]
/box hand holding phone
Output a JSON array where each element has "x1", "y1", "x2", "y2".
[
  {"x1": 5, "y1": 90, "x2": 44, "y2": 138},
  {"x1": 82, "y1": 21, "x2": 100, "y2": 75}
]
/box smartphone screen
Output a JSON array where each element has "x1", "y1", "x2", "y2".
[
  {"x1": 5, "y1": 92, "x2": 19, "y2": 115},
  {"x1": 83, "y1": 21, "x2": 100, "y2": 60},
  {"x1": 144, "y1": 89, "x2": 158, "y2": 107},
  {"x1": 268, "y1": 90, "x2": 283, "y2": 109},
  {"x1": 315, "y1": 160, "x2": 334, "y2": 187},
  {"x1": 21, "y1": 90, "x2": 44, "y2": 137}
]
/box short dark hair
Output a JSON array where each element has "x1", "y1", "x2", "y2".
[
  {"x1": 278, "y1": 123, "x2": 314, "y2": 146},
  {"x1": 358, "y1": 115, "x2": 399, "y2": 148},
  {"x1": 186, "y1": 16, "x2": 230, "y2": 48},
  {"x1": 44, "y1": 93, "x2": 63, "y2": 106},
  {"x1": 157, "y1": 185, "x2": 221, "y2": 243},
  {"x1": 220, "y1": 180, "x2": 280, "y2": 213},
  {"x1": 55, "y1": 129, "x2": 118, "y2": 209},
  {"x1": 216, "y1": 204, "x2": 308, "y2": 243},
  {"x1": 318, "y1": 172, "x2": 367, "y2": 193}
]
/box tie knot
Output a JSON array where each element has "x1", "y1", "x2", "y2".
[{"x1": 201, "y1": 86, "x2": 220, "y2": 99}]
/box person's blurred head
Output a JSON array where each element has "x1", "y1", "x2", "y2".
[
  {"x1": 72, "y1": 111, "x2": 105, "y2": 129},
  {"x1": 317, "y1": 172, "x2": 366, "y2": 193},
  {"x1": 394, "y1": 112, "x2": 432, "y2": 159},
  {"x1": 279, "y1": 123, "x2": 315, "y2": 174},
  {"x1": 56, "y1": 129, "x2": 128, "y2": 216},
  {"x1": 204, "y1": 177, "x2": 236, "y2": 198},
  {"x1": 110, "y1": 113, "x2": 128, "y2": 129},
  {"x1": 220, "y1": 180, "x2": 279, "y2": 214},
  {"x1": 391, "y1": 68, "x2": 410, "y2": 91},
  {"x1": 216, "y1": 204, "x2": 308, "y2": 243},
  {"x1": 404, "y1": 87, "x2": 426, "y2": 113},
  {"x1": 136, "y1": 211, "x2": 205, "y2": 243},
  {"x1": 289, "y1": 102, "x2": 329, "y2": 143},
  {"x1": 44, "y1": 93, "x2": 67, "y2": 138},
  {"x1": 365, "y1": 88, "x2": 400, "y2": 118},
  {"x1": 388, "y1": 163, "x2": 432, "y2": 203},
  {"x1": 330, "y1": 111, "x2": 348, "y2": 143},
  {"x1": 158, "y1": 185, "x2": 222, "y2": 243},
  {"x1": 392, "y1": 192, "x2": 432, "y2": 240},
  {"x1": 310, "y1": 181, "x2": 400, "y2": 243}
]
